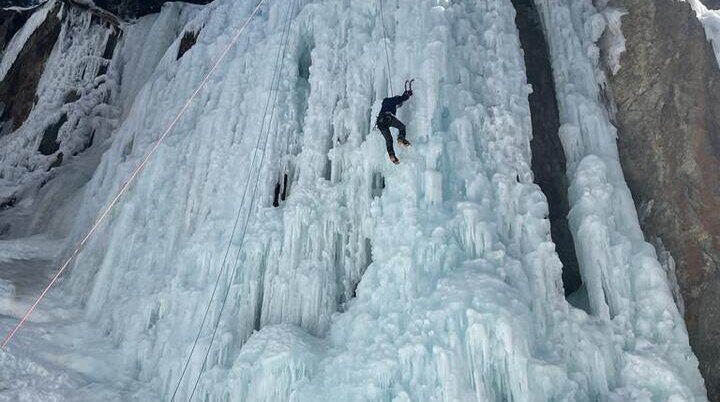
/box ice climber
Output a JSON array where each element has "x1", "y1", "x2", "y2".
[{"x1": 377, "y1": 80, "x2": 414, "y2": 164}]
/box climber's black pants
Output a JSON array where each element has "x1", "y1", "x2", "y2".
[{"x1": 377, "y1": 113, "x2": 406, "y2": 157}]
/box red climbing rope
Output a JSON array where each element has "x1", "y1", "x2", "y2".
[{"x1": 0, "y1": 0, "x2": 270, "y2": 350}]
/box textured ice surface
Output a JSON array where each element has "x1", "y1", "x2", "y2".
[
  {"x1": 0, "y1": 0, "x2": 708, "y2": 400},
  {"x1": 0, "y1": 2, "x2": 117, "y2": 235}
]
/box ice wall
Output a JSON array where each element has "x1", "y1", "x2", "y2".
[
  {"x1": 0, "y1": 3, "x2": 202, "y2": 400},
  {"x1": 0, "y1": 0, "x2": 708, "y2": 400}
]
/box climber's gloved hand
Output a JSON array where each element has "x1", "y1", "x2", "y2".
[{"x1": 403, "y1": 90, "x2": 413, "y2": 97}]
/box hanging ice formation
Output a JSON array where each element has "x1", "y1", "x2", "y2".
[{"x1": 0, "y1": 0, "x2": 709, "y2": 400}]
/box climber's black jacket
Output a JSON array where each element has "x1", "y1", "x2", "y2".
[{"x1": 379, "y1": 92, "x2": 410, "y2": 115}]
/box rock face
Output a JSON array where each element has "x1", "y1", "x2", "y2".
[
  {"x1": 0, "y1": 0, "x2": 35, "y2": 6},
  {"x1": 90, "y1": 0, "x2": 213, "y2": 18},
  {"x1": 607, "y1": 0, "x2": 720, "y2": 399},
  {"x1": 701, "y1": 0, "x2": 720, "y2": 10},
  {"x1": 0, "y1": 7, "x2": 31, "y2": 51},
  {"x1": 0, "y1": 3, "x2": 62, "y2": 134},
  {"x1": 0, "y1": 1, "x2": 215, "y2": 19}
]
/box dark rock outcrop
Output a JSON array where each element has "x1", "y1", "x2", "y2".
[
  {"x1": 38, "y1": 113, "x2": 66, "y2": 155},
  {"x1": 0, "y1": 7, "x2": 31, "y2": 52},
  {"x1": 0, "y1": 0, "x2": 36, "y2": 6},
  {"x1": 2, "y1": 1, "x2": 215, "y2": 19},
  {"x1": 701, "y1": 0, "x2": 720, "y2": 10},
  {"x1": 177, "y1": 30, "x2": 198, "y2": 60},
  {"x1": 0, "y1": 2, "x2": 62, "y2": 133},
  {"x1": 607, "y1": 0, "x2": 720, "y2": 399},
  {"x1": 91, "y1": 0, "x2": 213, "y2": 19}
]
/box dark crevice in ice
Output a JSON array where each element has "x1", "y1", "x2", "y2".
[
  {"x1": 351, "y1": 237, "x2": 373, "y2": 299},
  {"x1": 0, "y1": 196, "x2": 16, "y2": 211},
  {"x1": 254, "y1": 249, "x2": 269, "y2": 332},
  {"x1": 298, "y1": 38, "x2": 312, "y2": 81},
  {"x1": 338, "y1": 236, "x2": 373, "y2": 310},
  {"x1": 254, "y1": 277, "x2": 265, "y2": 332},
  {"x1": 323, "y1": 136, "x2": 333, "y2": 181},
  {"x1": 371, "y1": 171, "x2": 385, "y2": 198},
  {"x1": 64, "y1": 90, "x2": 81, "y2": 104},
  {"x1": 272, "y1": 172, "x2": 289, "y2": 207},
  {"x1": 293, "y1": 35, "x2": 313, "y2": 166},
  {"x1": 97, "y1": 30, "x2": 119, "y2": 77},
  {"x1": 38, "y1": 114, "x2": 67, "y2": 155},
  {"x1": 511, "y1": 0, "x2": 582, "y2": 297},
  {"x1": 177, "y1": 30, "x2": 198, "y2": 60}
]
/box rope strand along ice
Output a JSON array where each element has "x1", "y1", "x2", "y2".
[
  {"x1": 169, "y1": 0, "x2": 296, "y2": 399},
  {"x1": 186, "y1": 0, "x2": 294, "y2": 393},
  {"x1": 378, "y1": 0, "x2": 394, "y2": 94}
]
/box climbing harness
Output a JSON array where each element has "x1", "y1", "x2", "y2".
[
  {"x1": 0, "y1": 0, "x2": 272, "y2": 351},
  {"x1": 377, "y1": 112, "x2": 394, "y2": 127},
  {"x1": 171, "y1": 0, "x2": 297, "y2": 400}
]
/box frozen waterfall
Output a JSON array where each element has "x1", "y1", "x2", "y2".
[{"x1": 0, "y1": 0, "x2": 708, "y2": 401}]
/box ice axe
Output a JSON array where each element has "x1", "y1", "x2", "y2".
[{"x1": 404, "y1": 79, "x2": 414, "y2": 95}]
